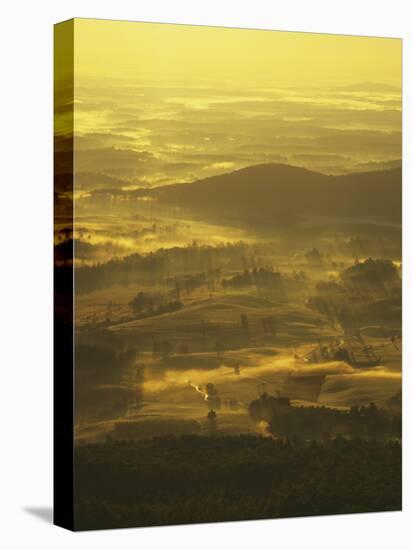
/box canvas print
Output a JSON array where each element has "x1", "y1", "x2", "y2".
[{"x1": 54, "y1": 19, "x2": 402, "y2": 530}]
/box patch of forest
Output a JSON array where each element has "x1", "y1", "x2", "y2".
[
  {"x1": 71, "y1": 242, "x2": 251, "y2": 294},
  {"x1": 249, "y1": 395, "x2": 401, "y2": 440},
  {"x1": 75, "y1": 435, "x2": 401, "y2": 530}
]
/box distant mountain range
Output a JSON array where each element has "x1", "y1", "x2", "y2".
[{"x1": 136, "y1": 164, "x2": 402, "y2": 225}]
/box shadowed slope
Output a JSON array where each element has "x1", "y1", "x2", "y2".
[{"x1": 140, "y1": 164, "x2": 401, "y2": 225}]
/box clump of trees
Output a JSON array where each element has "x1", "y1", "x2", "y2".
[
  {"x1": 307, "y1": 258, "x2": 402, "y2": 332},
  {"x1": 222, "y1": 267, "x2": 281, "y2": 289},
  {"x1": 305, "y1": 247, "x2": 324, "y2": 266},
  {"x1": 129, "y1": 291, "x2": 182, "y2": 319},
  {"x1": 168, "y1": 271, "x2": 218, "y2": 295},
  {"x1": 129, "y1": 291, "x2": 155, "y2": 315},
  {"x1": 249, "y1": 393, "x2": 401, "y2": 441},
  {"x1": 341, "y1": 258, "x2": 400, "y2": 293},
  {"x1": 222, "y1": 267, "x2": 285, "y2": 300}
]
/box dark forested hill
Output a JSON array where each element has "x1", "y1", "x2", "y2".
[
  {"x1": 75, "y1": 436, "x2": 401, "y2": 530},
  {"x1": 140, "y1": 164, "x2": 401, "y2": 225}
]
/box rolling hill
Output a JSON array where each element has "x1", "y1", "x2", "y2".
[{"x1": 138, "y1": 164, "x2": 401, "y2": 225}]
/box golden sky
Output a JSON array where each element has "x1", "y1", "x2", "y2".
[{"x1": 73, "y1": 18, "x2": 401, "y2": 86}]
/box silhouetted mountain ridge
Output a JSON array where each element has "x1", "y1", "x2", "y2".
[{"x1": 141, "y1": 164, "x2": 401, "y2": 225}]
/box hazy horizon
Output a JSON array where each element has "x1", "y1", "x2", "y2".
[{"x1": 54, "y1": 20, "x2": 402, "y2": 195}]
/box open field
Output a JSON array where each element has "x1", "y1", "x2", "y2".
[{"x1": 73, "y1": 242, "x2": 401, "y2": 443}]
